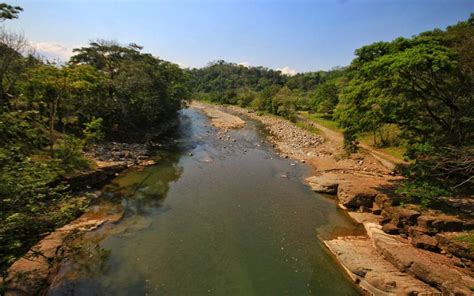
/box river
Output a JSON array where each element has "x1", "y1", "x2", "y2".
[{"x1": 48, "y1": 107, "x2": 364, "y2": 295}]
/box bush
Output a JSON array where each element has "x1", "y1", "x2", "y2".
[{"x1": 55, "y1": 135, "x2": 89, "y2": 173}]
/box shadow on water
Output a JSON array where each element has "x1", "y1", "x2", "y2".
[{"x1": 48, "y1": 108, "x2": 364, "y2": 296}]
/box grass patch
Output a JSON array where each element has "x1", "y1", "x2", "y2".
[
  {"x1": 295, "y1": 121, "x2": 321, "y2": 135},
  {"x1": 302, "y1": 112, "x2": 407, "y2": 161},
  {"x1": 358, "y1": 133, "x2": 407, "y2": 161},
  {"x1": 377, "y1": 146, "x2": 406, "y2": 160},
  {"x1": 300, "y1": 112, "x2": 342, "y2": 133},
  {"x1": 454, "y1": 232, "x2": 474, "y2": 251}
]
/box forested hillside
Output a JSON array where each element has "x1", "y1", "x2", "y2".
[
  {"x1": 189, "y1": 61, "x2": 344, "y2": 120},
  {"x1": 0, "y1": 5, "x2": 189, "y2": 276},
  {"x1": 191, "y1": 15, "x2": 474, "y2": 201}
]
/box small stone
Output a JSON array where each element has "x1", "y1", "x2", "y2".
[{"x1": 384, "y1": 280, "x2": 397, "y2": 290}]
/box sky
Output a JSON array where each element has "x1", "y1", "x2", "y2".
[{"x1": 4, "y1": 0, "x2": 474, "y2": 74}]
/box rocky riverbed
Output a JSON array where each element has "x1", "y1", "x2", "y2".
[
  {"x1": 6, "y1": 103, "x2": 473, "y2": 295},
  {"x1": 200, "y1": 102, "x2": 474, "y2": 295},
  {"x1": 84, "y1": 142, "x2": 157, "y2": 167}
]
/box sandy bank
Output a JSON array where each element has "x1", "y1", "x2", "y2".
[{"x1": 191, "y1": 101, "x2": 245, "y2": 129}]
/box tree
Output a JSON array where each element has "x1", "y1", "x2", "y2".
[
  {"x1": 70, "y1": 40, "x2": 189, "y2": 138},
  {"x1": 0, "y1": 28, "x2": 32, "y2": 109},
  {"x1": 272, "y1": 86, "x2": 297, "y2": 121},
  {"x1": 23, "y1": 64, "x2": 69, "y2": 156},
  {"x1": 336, "y1": 35, "x2": 473, "y2": 188},
  {"x1": 311, "y1": 81, "x2": 339, "y2": 115},
  {"x1": 0, "y1": 3, "x2": 22, "y2": 21}
]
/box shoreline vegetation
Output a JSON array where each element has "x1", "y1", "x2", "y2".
[
  {"x1": 1, "y1": 3, "x2": 473, "y2": 295},
  {"x1": 0, "y1": 5, "x2": 190, "y2": 292}
]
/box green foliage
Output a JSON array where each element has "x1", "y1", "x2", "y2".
[
  {"x1": 55, "y1": 135, "x2": 89, "y2": 173},
  {"x1": 453, "y1": 232, "x2": 474, "y2": 251},
  {"x1": 189, "y1": 60, "x2": 287, "y2": 96},
  {"x1": 311, "y1": 81, "x2": 339, "y2": 114},
  {"x1": 395, "y1": 180, "x2": 450, "y2": 208},
  {"x1": 70, "y1": 40, "x2": 190, "y2": 139},
  {"x1": 0, "y1": 111, "x2": 48, "y2": 152},
  {"x1": 83, "y1": 117, "x2": 104, "y2": 144},
  {"x1": 335, "y1": 16, "x2": 474, "y2": 193},
  {"x1": 0, "y1": 23, "x2": 189, "y2": 276},
  {"x1": 189, "y1": 60, "x2": 348, "y2": 119},
  {"x1": 272, "y1": 86, "x2": 298, "y2": 121},
  {"x1": 0, "y1": 3, "x2": 22, "y2": 20},
  {"x1": 0, "y1": 150, "x2": 68, "y2": 274}
]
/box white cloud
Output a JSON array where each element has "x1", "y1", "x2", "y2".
[
  {"x1": 31, "y1": 42, "x2": 73, "y2": 61},
  {"x1": 238, "y1": 61, "x2": 251, "y2": 68},
  {"x1": 276, "y1": 66, "x2": 298, "y2": 76}
]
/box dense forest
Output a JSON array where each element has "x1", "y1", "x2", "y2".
[
  {"x1": 190, "y1": 15, "x2": 474, "y2": 201},
  {"x1": 190, "y1": 61, "x2": 345, "y2": 120},
  {"x1": 0, "y1": 5, "x2": 189, "y2": 276}
]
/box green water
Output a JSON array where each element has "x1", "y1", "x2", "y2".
[{"x1": 48, "y1": 108, "x2": 363, "y2": 295}]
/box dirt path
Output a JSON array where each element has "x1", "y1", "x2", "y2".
[{"x1": 297, "y1": 115, "x2": 405, "y2": 170}]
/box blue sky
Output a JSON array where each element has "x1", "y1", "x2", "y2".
[{"x1": 5, "y1": 0, "x2": 474, "y2": 73}]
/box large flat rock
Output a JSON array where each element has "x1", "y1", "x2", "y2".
[
  {"x1": 367, "y1": 222, "x2": 474, "y2": 295},
  {"x1": 5, "y1": 204, "x2": 124, "y2": 296},
  {"x1": 325, "y1": 236, "x2": 440, "y2": 295},
  {"x1": 305, "y1": 175, "x2": 340, "y2": 194}
]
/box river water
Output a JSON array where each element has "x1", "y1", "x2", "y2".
[{"x1": 48, "y1": 108, "x2": 363, "y2": 295}]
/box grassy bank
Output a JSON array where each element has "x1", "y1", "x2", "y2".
[{"x1": 298, "y1": 111, "x2": 406, "y2": 161}]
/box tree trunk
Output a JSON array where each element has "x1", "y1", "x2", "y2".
[{"x1": 49, "y1": 98, "x2": 59, "y2": 158}]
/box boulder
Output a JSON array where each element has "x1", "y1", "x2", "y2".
[
  {"x1": 371, "y1": 201, "x2": 382, "y2": 215},
  {"x1": 391, "y1": 208, "x2": 421, "y2": 227},
  {"x1": 407, "y1": 225, "x2": 438, "y2": 237},
  {"x1": 417, "y1": 215, "x2": 437, "y2": 229},
  {"x1": 432, "y1": 216, "x2": 464, "y2": 232},
  {"x1": 374, "y1": 193, "x2": 391, "y2": 209},
  {"x1": 337, "y1": 182, "x2": 379, "y2": 209},
  {"x1": 411, "y1": 234, "x2": 439, "y2": 251},
  {"x1": 382, "y1": 223, "x2": 400, "y2": 235},
  {"x1": 305, "y1": 176, "x2": 339, "y2": 194},
  {"x1": 436, "y1": 233, "x2": 474, "y2": 260}
]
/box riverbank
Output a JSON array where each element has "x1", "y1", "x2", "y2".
[
  {"x1": 197, "y1": 101, "x2": 474, "y2": 295},
  {"x1": 44, "y1": 106, "x2": 365, "y2": 295},
  {"x1": 2, "y1": 142, "x2": 160, "y2": 295}
]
